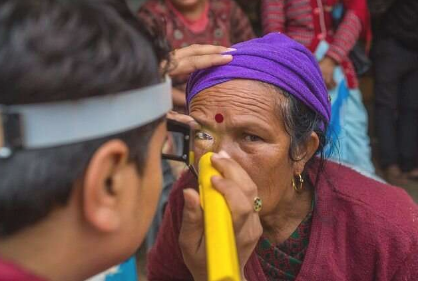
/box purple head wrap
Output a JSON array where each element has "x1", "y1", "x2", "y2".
[{"x1": 186, "y1": 33, "x2": 331, "y2": 126}]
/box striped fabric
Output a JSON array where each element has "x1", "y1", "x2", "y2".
[
  {"x1": 261, "y1": 0, "x2": 361, "y2": 63},
  {"x1": 326, "y1": 11, "x2": 361, "y2": 63},
  {"x1": 262, "y1": 0, "x2": 314, "y2": 47}
]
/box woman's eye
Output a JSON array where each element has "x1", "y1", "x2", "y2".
[
  {"x1": 244, "y1": 134, "x2": 263, "y2": 142},
  {"x1": 195, "y1": 131, "x2": 214, "y2": 141}
]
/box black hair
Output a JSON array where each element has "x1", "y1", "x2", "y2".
[
  {"x1": 0, "y1": 0, "x2": 170, "y2": 236},
  {"x1": 266, "y1": 84, "x2": 330, "y2": 185}
]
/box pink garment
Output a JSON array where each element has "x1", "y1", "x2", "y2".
[
  {"x1": 147, "y1": 161, "x2": 417, "y2": 280},
  {"x1": 166, "y1": 0, "x2": 210, "y2": 33},
  {"x1": 0, "y1": 258, "x2": 46, "y2": 281}
]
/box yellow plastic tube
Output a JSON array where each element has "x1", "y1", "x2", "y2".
[{"x1": 198, "y1": 152, "x2": 240, "y2": 281}]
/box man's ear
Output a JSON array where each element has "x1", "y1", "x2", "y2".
[
  {"x1": 82, "y1": 139, "x2": 130, "y2": 233},
  {"x1": 293, "y1": 132, "x2": 320, "y2": 175}
]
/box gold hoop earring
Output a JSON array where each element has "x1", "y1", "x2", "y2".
[{"x1": 292, "y1": 174, "x2": 304, "y2": 192}]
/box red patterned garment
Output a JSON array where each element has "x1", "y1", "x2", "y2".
[
  {"x1": 256, "y1": 205, "x2": 313, "y2": 281},
  {"x1": 256, "y1": 207, "x2": 313, "y2": 280},
  {"x1": 261, "y1": 0, "x2": 371, "y2": 88},
  {"x1": 139, "y1": 0, "x2": 255, "y2": 50}
]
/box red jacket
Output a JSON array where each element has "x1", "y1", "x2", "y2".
[{"x1": 148, "y1": 161, "x2": 417, "y2": 280}]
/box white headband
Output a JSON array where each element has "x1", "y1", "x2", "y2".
[{"x1": 0, "y1": 77, "x2": 172, "y2": 158}]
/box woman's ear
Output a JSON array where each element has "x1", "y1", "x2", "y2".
[
  {"x1": 293, "y1": 132, "x2": 320, "y2": 174},
  {"x1": 81, "y1": 139, "x2": 129, "y2": 233}
]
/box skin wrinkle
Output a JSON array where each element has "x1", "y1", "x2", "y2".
[
  {"x1": 193, "y1": 101, "x2": 272, "y2": 126},
  {"x1": 189, "y1": 79, "x2": 316, "y2": 244},
  {"x1": 191, "y1": 103, "x2": 276, "y2": 135},
  {"x1": 190, "y1": 87, "x2": 276, "y2": 125}
]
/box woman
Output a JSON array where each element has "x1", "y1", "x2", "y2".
[
  {"x1": 139, "y1": 0, "x2": 255, "y2": 109},
  {"x1": 261, "y1": 0, "x2": 374, "y2": 175},
  {"x1": 147, "y1": 34, "x2": 417, "y2": 280}
]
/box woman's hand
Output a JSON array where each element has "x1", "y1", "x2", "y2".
[
  {"x1": 166, "y1": 110, "x2": 200, "y2": 130},
  {"x1": 319, "y1": 56, "x2": 337, "y2": 90},
  {"x1": 179, "y1": 151, "x2": 263, "y2": 281},
  {"x1": 163, "y1": 44, "x2": 234, "y2": 80}
]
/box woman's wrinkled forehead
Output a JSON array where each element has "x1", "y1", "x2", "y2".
[
  {"x1": 189, "y1": 80, "x2": 284, "y2": 127},
  {"x1": 190, "y1": 80, "x2": 279, "y2": 109}
]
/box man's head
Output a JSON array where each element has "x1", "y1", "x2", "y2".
[{"x1": 0, "y1": 0, "x2": 168, "y2": 278}]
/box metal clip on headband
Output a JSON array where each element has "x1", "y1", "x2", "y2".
[
  {"x1": 0, "y1": 77, "x2": 172, "y2": 159},
  {"x1": 0, "y1": 109, "x2": 22, "y2": 158}
]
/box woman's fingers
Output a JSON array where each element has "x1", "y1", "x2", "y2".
[
  {"x1": 210, "y1": 152, "x2": 256, "y2": 197},
  {"x1": 179, "y1": 188, "x2": 208, "y2": 281},
  {"x1": 179, "y1": 188, "x2": 204, "y2": 251},
  {"x1": 211, "y1": 176, "x2": 255, "y2": 224},
  {"x1": 167, "y1": 111, "x2": 201, "y2": 130},
  {"x1": 168, "y1": 53, "x2": 233, "y2": 77},
  {"x1": 210, "y1": 170, "x2": 262, "y2": 270},
  {"x1": 166, "y1": 44, "x2": 235, "y2": 77},
  {"x1": 173, "y1": 44, "x2": 234, "y2": 60}
]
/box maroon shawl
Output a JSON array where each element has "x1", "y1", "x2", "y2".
[{"x1": 147, "y1": 161, "x2": 417, "y2": 280}]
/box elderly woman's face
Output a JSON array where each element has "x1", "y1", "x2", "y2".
[{"x1": 189, "y1": 80, "x2": 300, "y2": 215}]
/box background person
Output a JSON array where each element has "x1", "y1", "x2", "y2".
[{"x1": 372, "y1": 0, "x2": 418, "y2": 185}]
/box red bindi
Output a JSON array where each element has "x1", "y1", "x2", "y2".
[{"x1": 215, "y1": 113, "x2": 224, "y2": 123}]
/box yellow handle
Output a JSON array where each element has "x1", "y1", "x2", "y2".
[{"x1": 198, "y1": 152, "x2": 241, "y2": 281}]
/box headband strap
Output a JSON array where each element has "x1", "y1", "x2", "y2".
[{"x1": 0, "y1": 77, "x2": 172, "y2": 158}]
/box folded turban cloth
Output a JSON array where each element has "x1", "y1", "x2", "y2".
[{"x1": 186, "y1": 33, "x2": 331, "y2": 127}]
